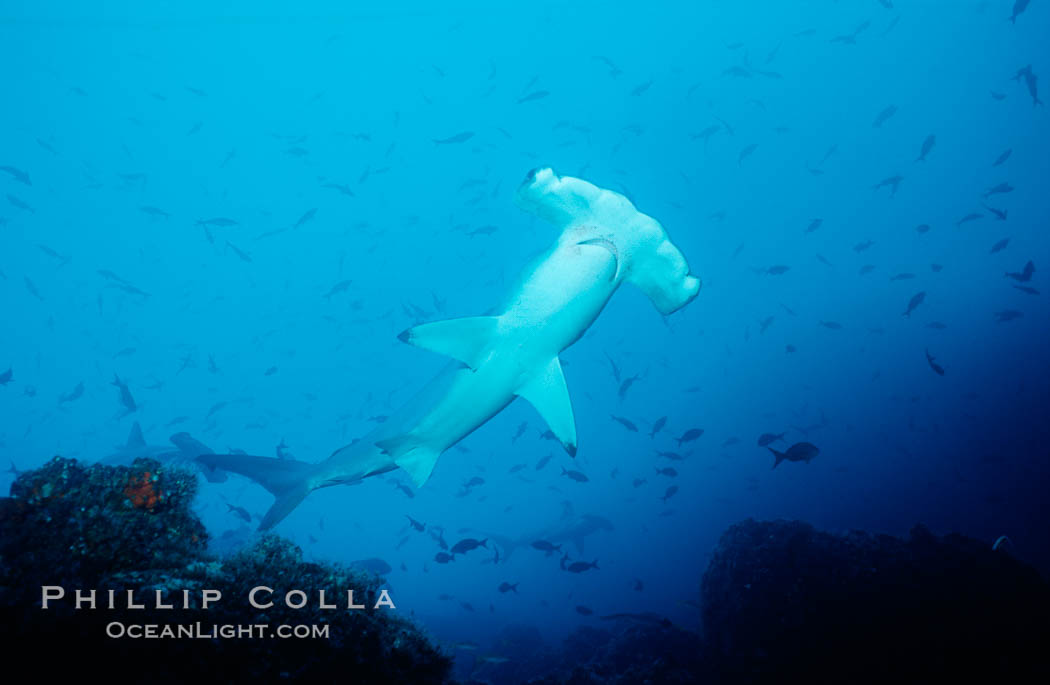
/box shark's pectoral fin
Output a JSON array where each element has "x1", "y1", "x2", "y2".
[
  {"x1": 376, "y1": 434, "x2": 441, "y2": 488},
  {"x1": 397, "y1": 316, "x2": 499, "y2": 369},
  {"x1": 518, "y1": 357, "x2": 577, "y2": 456}
]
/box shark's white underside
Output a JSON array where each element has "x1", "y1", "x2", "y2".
[{"x1": 199, "y1": 168, "x2": 701, "y2": 529}]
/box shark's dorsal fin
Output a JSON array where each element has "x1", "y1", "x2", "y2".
[
  {"x1": 127, "y1": 421, "x2": 146, "y2": 448},
  {"x1": 376, "y1": 434, "x2": 441, "y2": 488},
  {"x1": 397, "y1": 316, "x2": 499, "y2": 369},
  {"x1": 518, "y1": 357, "x2": 577, "y2": 456}
]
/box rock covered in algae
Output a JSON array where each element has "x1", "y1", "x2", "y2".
[{"x1": 0, "y1": 456, "x2": 451, "y2": 684}]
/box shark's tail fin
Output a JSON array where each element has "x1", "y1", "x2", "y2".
[
  {"x1": 769, "y1": 447, "x2": 786, "y2": 469},
  {"x1": 196, "y1": 453, "x2": 315, "y2": 530}
]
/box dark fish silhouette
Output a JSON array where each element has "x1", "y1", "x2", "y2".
[
  {"x1": 517, "y1": 90, "x2": 549, "y2": 104},
  {"x1": 196, "y1": 217, "x2": 238, "y2": 228},
  {"x1": 450, "y1": 538, "x2": 487, "y2": 556},
  {"x1": 1004, "y1": 260, "x2": 1034, "y2": 282},
  {"x1": 111, "y1": 374, "x2": 137, "y2": 416},
  {"x1": 631, "y1": 80, "x2": 653, "y2": 96},
  {"x1": 924, "y1": 349, "x2": 945, "y2": 376},
  {"x1": 983, "y1": 205, "x2": 1007, "y2": 221},
  {"x1": 618, "y1": 375, "x2": 640, "y2": 400},
  {"x1": 434, "y1": 131, "x2": 474, "y2": 145},
  {"x1": 561, "y1": 554, "x2": 599, "y2": 573},
  {"x1": 830, "y1": 20, "x2": 870, "y2": 44},
  {"x1": 323, "y1": 279, "x2": 352, "y2": 299},
  {"x1": 872, "y1": 105, "x2": 897, "y2": 127},
  {"x1": 676, "y1": 428, "x2": 703, "y2": 446},
  {"x1": 903, "y1": 291, "x2": 926, "y2": 317},
  {"x1": 770, "y1": 442, "x2": 820, "y2": 468},
  {"x1": 692, "y1": 124, "x2": 721, "y2": 147},
  {"x1": 140, "y1": 206, "x2": 170, "y2": 219},
  {"x1": 561, "y1": 467, "x2": 589, "y2": 483},
  {"x1": 915, "y1": 134, "x2": 936, "y2": 162},
  {"x1": 293, "y1": 208, "x2": 317, "y2": 229},
  {"x1": 7, "y1": 194, "x2": 34, "y2": 212},
  {"x1": 1013, "y1": 65, "x2": 1041, "y2": 106},
  {"x1": 0, "y1": 165, "x2": 31, "y2": 185},
  {"x1": 59, "y1": 381, "x2": 84, "y2": 404},
  {"x1": 984, "y1": 182, "x2": 1013, "y2": 198},
  {"x1": 1009, "y1": 0, "x2": 1030, "y2": 24},
  {"x1": 757, "y1": 432, "x2": 786, "y2": 447},
  {"x1": 226, "y1": 241, "x2": 252, "y2": 263},
  {"x1": 872, "y1": 175, "x2": 902, "y2": 196}
]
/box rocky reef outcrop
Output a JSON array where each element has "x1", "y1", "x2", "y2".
[
  {"x1": 4, "y1": 456, "x2": 1047, "y2": 684},
  {"x1": 0, "y1": 457, "x2": 451, "y2": 684},
  {"x1": 700, "y1": 518, "x2": 1050, "y2": 682},
  {"x1": 458, "y1": 620, "x2": 703, "y2": 685},
  {"x1": 469, "y1": 518, "x2": 1050, "y2": 684}
]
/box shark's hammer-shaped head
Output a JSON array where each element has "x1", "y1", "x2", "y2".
[{"x1": 516, "y1": 168, "x2": 701, "y2": 314}]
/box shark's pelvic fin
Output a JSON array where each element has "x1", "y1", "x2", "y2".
[
  {"x1": 195, "y1": 453, "x2": 315, "y2": 530},
  {"x1": 397, "y1": 316, "x2": 499, "y2": 369},
  {"x1": 518, "y1": 357, "x2": 577, "y2": 456},
  {"x1": 376, "y1": 434, "x2": 441, "y2": 488},
  {"x1": 127, "y1": 421, "x2": 146, "y2": 448}
]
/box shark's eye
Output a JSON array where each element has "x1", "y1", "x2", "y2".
[{"x1": 524, "y1": 167, "x2": 541, "y2": 183}]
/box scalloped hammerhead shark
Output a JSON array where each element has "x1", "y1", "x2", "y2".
[{"x1": 198, "y1": 168, "x2": 701, "y2": 529}]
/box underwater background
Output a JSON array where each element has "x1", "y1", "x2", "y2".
[{"x1": 1, "y1": 0, "x2": 1048, "y2": 680}]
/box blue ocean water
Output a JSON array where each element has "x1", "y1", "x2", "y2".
[{"x1": 1, "y1": 0, "x2": 1048, "y2": 674}]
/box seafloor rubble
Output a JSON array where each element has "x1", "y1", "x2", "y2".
[
  {"x1": 0, "y1": 457, "x2": 451, "y2": 684},
  {"x1": 2, "y1": 458, "x2": 1047, "y2": 684}
]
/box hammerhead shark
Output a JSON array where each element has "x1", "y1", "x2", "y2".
[
  {"x1": 198, "y1": 168, "x2": 701, "y2": 529},
  {"x1": 484, "y1": 510, "x2": 615, "y2": 562},
  {"x1": 104, "y1": 421, "x2": 228, "y2": 483}
]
